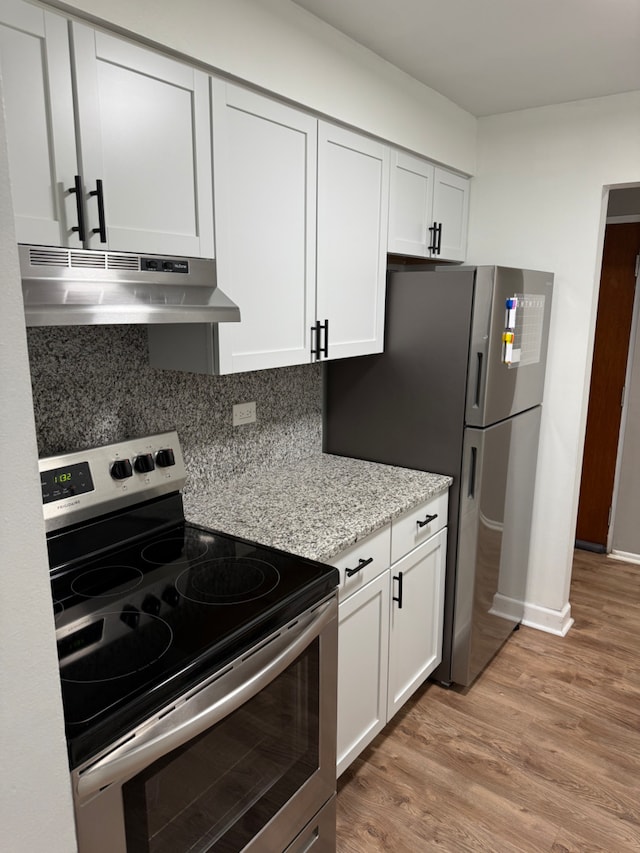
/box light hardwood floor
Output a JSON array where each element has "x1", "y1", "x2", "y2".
[{"x1": 336, "y1": 549, "x2": 640, "y2": 852}]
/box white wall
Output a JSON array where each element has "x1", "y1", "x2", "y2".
[
  {"x1": 0, "y1": 85, "x2": 77, "y2": 850},
  {"x1": 48, "y1": 0, "x2": 477, "y2": 175},
  {"x1": 467, "y1": 91, "x2": 640, "y2": 633}
]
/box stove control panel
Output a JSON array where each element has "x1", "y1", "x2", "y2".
[{"x1": 39, "y1": 430, "x2": 187, "y2": 533}]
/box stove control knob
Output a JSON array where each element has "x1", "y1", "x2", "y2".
[
  {"x1": 142, "y1": 594, "x2": 161, "y2": 616},
  {"x1": 120, "y1": 605, "x2": 140, "y2": 629},
  {"x1": 133, "y1": 453, "x2": 155, "y2": 474},
  {"x1": 162, "y1": 585, "x2": 180, "y2": 608},
  {"x1": 155, "y1": 448, "x2": 176, "y2": 468},
  {"x1": 110, "y1": 459, "x2": 133, "y2": 480}
]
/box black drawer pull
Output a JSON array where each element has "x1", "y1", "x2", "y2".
[
  {"x1": 345, "y1": 556, "x2": 373, "y2": 578},
  {"x1": 393, "y1": 571, "x2": 404, "y2": 609},
  {"x1": 417, "y1": 513, "x2": 438, "y2": 528}
]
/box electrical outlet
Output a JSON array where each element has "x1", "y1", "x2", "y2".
[{"x1": 232, "y1": 401, "x2": 256, "y2": 427}]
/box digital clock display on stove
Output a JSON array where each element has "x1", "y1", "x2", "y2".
[{"x1": 41, "y1": 461, "x2": 95, "y2": 504}]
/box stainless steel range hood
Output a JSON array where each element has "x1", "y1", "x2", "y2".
[{"x1": 19, "y1": 245, "x2": 241, "y2": 326}]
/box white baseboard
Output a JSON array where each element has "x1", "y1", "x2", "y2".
[
  {"x1": 491, "y1": 593, "x2": 574, "y2": 636},
  {"x1": 521, "y1": 601, "x2": 574, "y2": 636},
  {"x1": 490, "y1": 593, "x2": 524, "y2": 622},
  {"x1": 609, "y1": 549, "x2": 640, "y2": 565}
]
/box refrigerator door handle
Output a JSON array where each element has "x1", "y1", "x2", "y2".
[
  {"x1": 474, "y1": 352, "x2": 484, "y2": 409},
  {"x1": 469, "y1": 446, "x2": 477, "y2": 498}
]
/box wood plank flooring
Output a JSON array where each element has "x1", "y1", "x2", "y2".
[{"x1": 336, "y1": 550, "x2": 640, "y2": 852}]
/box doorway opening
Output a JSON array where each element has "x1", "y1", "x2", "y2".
[{"x1": 576, "y1": 187, "x2": 640, "y2": 554}]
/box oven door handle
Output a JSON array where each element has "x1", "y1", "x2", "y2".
[{"x1": 75, "y1": 597, "x2": 336, "y2": 802}]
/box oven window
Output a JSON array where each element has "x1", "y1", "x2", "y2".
[{"x1": 122, "y1": 639, "x2": 320, "y2": 853}]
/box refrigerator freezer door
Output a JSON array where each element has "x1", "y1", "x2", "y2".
[
  {"x1": 466, "y1": 267, "x2": 553, "y2": 427},
  {"x1": 452, "y1": 406, "x2": 542, "y2": 686}
]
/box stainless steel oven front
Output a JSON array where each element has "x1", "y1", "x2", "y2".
[{"x1": 72, "y1": 595, "x2": 338, "y2": 853}]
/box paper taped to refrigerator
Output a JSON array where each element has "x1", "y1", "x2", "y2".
[{"x1": 503, "y1": 293, "x2": 546, "y2": 368}]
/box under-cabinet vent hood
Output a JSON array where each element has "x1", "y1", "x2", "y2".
[{"x1": 19, "y1": 245, "x2": 241, "y2": 326}]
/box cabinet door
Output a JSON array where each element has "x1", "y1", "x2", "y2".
[
  {"x1": 336, "y1": 572, "x2": 390, "y2": 777},
  {"x1": 432, "y1": 167, "x2": 469, "y2": 262},
  {"x1": 212, "y1": 81, "x2": 317, "y2": 373},
  {"x1": 71, "y1": 24, "x2": 214, "y2": 257},
  {"x1": 0, "y1": 1, "x2": 80, "y2": 246},
  {"x1": 388, "y1": 150, "x2": 434, "y2": 257},
  {"x1": 387, "y1": 528, "x2": 447, "y2": 719},
  {"x1": 317, "y1": 122, "x2": 389, "y2": 361}
]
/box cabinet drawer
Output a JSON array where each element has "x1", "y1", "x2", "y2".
[
  {"x1": 332, "y1": 524, "x2": 391, "y2": 602},
  {"x1": 391, "y1": 491, "x2": 448, "y2": 564}
]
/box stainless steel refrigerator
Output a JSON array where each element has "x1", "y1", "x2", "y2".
[{"x1": 323, "y1": 266, "x2": 554, "y2": 686}]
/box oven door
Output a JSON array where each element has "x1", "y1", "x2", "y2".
[{"x1": 72, "y1": 596, "x2": 338, "y2": 853}]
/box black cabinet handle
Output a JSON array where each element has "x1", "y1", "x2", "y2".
[
  {"x1": 393, "y1": 571, "x2": 404, "y2": 609},
  {"x1": 436, "y1": 222, "x2": 443, "y2": 255},
  {"x1": 345, "y1": 556, "x2": 373, "y2": 578},
  {"x1": 90, "y1": 179, "x2": 107, "y2": 243},
  {"x1": 417, "y1": 513, "x2": 438, "y2": 528},
  {"x1": 311, "y1": 320, "x2": 329, "y2": 360},
  {"x1": 428, "y1": 222, "x2": 437, "y2": 253},
  {"x1": 319, "y1": 319, "x2": 329, "y2": 358},
  {"x1": 69, "y1": 175, "x2": 86, "y2": 242}
]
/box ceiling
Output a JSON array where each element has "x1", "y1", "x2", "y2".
[{"x1": 290, "y1": 0, "x2": 640, "y2": 116}]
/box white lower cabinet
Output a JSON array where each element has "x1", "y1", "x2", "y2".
[
  {"x1": 387, "y1": 528, "x2": 447, "y2": 719},
  {"x1": 336, "y1": 570, "x2": 390, "y2": 777},
  {"x1": 334, "y1": 492, "x2": 448, "y2": 777}
]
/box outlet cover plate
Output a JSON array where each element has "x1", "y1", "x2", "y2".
[{"x1": 233, "y1": 401, "x2": 256, "y2": 427}]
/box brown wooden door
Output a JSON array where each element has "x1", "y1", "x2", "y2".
[{"x1": 576, "y1": 222, "x2": 640, "y2": 549}]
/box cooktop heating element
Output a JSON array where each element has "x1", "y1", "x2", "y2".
[{"x1": 41, "y1": 431, "x2": 338, "y2": 769}]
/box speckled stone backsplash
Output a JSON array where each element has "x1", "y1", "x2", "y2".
[{"x1": 27, "y1": 326, "x2": 322, "y2": 496}]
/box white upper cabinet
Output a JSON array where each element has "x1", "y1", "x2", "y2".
[
  {"x1": 0, "y1": 1, "x2": 80, "y2": 247},
  {"x1": 432, "y1": 167, "x2": 469, "y2": 262},
  {"x1": 150, "y1": 91, "x2": 390, "y2": 374},
  {"x1": 70, "y1": 24, "x2": 214, "y2": 257},
  {"x1": 388, "y1": 150, "x2": 469, "y2": 262},
  {"x1": 388, "y1": 151, "x2": 434, "y2": 258},
  {"x1": 211, "y1": 81, "x2": 317, "y2": 373},
  {"x1": 317, "y1": 122, "x2": 389, "y2": 361},
  {"x1": 0, "y1": 1, "x2": 214, "y2": 256}
]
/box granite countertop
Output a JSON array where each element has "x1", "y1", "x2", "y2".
[{"x1": 184, "y1": 453, "x2": 452, "y2": 564}]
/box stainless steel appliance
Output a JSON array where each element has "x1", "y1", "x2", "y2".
[
  {"x1": 20, "y1": 244, "x2": 241, "y2": 326},
  {"x1": 324, "y1": 265, "x2": 553, "y2": 686},
  {"x1": 41, "y1": 431, "x2": 338, "y2": 852}
]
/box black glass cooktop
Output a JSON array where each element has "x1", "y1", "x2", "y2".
[{"x1": 51, "y1": 520, "x2": 338, "y2": 768}]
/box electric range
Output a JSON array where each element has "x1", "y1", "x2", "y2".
[{"x1": 41, "y1": 431, "x2": 339, "y2": 771}]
